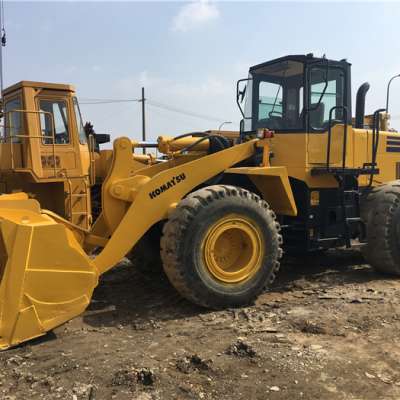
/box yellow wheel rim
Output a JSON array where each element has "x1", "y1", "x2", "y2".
[{"x1": 202, "y1": 215, "x2": 264, "y2": 284}]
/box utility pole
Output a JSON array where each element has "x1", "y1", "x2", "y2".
[{"x1": 141, "y1": 87, "x2": 146, "y2": 154}]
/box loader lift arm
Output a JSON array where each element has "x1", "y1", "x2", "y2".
[{"x1": 94, "y1": 137, "x2": 258, "y2": 273}]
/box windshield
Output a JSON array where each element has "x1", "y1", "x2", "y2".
[
  {"x1": 252, "y1": 60, "x2": 304, "y2": 131},
  {"x1": 73, "y1": 97, "x2": 87, "y2": 144}
]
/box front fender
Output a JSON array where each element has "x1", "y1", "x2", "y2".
[{"x1": 225, "y1": 166, "x2": 297, "y2": 216}]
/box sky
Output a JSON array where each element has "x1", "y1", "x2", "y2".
[{"x1": 3, "y1": 1, "x2": 400, "y2": 143}]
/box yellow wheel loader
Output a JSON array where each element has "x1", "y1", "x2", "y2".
[{"x1": 0, "y1": 54, "x2": 399, "y2": 350}]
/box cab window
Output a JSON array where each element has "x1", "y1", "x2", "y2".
[
  {"x1": 4, "y1": 97, "x2": 23, "y2": 143},
  {"x1": 258, "y1": 81, "x2": 283, "y2": 121},
  {"x1": 253, "y1": 60, "x2": 304, "y2": 131},
  {"x1": 39, "y1": 99, "x2": 70, "y2": 145},
  {"x1": 309, "y1": 67, "x2": 345, "y2": 130},
  {"x1": 73, "y1": 97, "x2": 87, "y2": 144}
]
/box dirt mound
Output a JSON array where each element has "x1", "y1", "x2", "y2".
[{"x1": 226, "y1": 338, "x2": 257, "y2": 358}]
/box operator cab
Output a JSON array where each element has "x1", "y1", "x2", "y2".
[
  {"x1": 238, "y1": 54, "x2": 352, "y2": 134},
  {"x1": 0, "y1": 81, "x2": 90, "y2": 179}
]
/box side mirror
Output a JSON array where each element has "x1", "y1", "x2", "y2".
[
  {"x1": 84, "y1": 121, "x2": 110, "y2": 150},
  {"x1": 236, "y1": 77, "x2": 252, "y2": 118},
  {"x1": 237, "y1": 84, "x2": 247, "y2": 104},
  {"x1": 95, "y1": 133, "x2": 110, "y2": 145}
]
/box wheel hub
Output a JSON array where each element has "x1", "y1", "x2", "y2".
[{"x1": 202, "y1": 215, "x2": 264, "y2": 283}]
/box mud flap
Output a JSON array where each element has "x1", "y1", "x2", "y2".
[{"x1": 0, "y1": 193, "x2": 98, "y2": 350}]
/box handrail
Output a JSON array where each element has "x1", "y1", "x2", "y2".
[
  {"x1": 368, "y1": 108, "x2": 386, "y2": 186},
  {"x1": 326, "y1": 105, "x2": 348, "y2": 170},
  {"x1": 371, "y1": 108, "x2": 386, "y2": 167},
  {"x1": 88, "y1": 133, "x2": 96, "y2": 186},
  {"x1": 67, "y1": 178, "x2": 74, "y2": 223},
  {"x1": 83, "y1": 179, "x2": 90, "y2": 229}
]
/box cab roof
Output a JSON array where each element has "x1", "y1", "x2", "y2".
[
  {"x1": 249, "y1": 54, "x2": 351, "y2": 73},
  {"x1": 3, "y1": 81, "x2": 75, "y2": 96}
]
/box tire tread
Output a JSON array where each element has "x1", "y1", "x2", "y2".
[
  {"x1": 160, "y1": 185, "x2": 282, "y2": 308},
  {"x1": 362, "y1": 181, "x2": 400, "y2": 275}
]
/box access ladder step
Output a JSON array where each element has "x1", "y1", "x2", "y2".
[
  {"x1": 346, "y1": 217, "x2": 362, "y2": 223},
  {"x1": 69, "y1": 193, "x2": 87, "y2": 198}
]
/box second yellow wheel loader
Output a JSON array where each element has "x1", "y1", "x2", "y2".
[{"x1": 0, "y1": 53, "x2": 399, "y2": 350}]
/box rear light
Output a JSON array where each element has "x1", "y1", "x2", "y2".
[{"x1": 256, "y1": 128, "x2": 274, "y2": 139}]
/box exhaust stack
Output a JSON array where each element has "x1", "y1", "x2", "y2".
[{"x1": 355, "y1": 82, "x2": 370, "y2": 128}]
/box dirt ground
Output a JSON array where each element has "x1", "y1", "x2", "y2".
[{"x1": 1, "y1": 249, "x2": 400, "y2": 400}]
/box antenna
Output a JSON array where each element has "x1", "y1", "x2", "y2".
[
  {"x1": 0, "y1": 0, "x2": 7, "y2": 92},
  {"x1": 0, "y1": 0, "x2": 6, "y2": 139},
  {"x1": 0, "y1": 0, "x2": 6, "y2": 98}
]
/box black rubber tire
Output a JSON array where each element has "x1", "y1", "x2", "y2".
[
  {"x1": 362, "y1": 181, "x2": 400, "y2": 275},
  {"x1": 127, "y1": 224, "x2": 163, "y2": 274},
  {"x1": 90, "y1": 184, "x2": 102, "y2": 223},
  {"x1": 160, "y1": 185, "x2": 283, "y2": 308}
]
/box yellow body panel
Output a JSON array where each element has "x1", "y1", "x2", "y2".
[
  {"x1": 268, "y1": 126, "x2": 400, "y2": 189},
  {"x1": 369, "y1": 131, "x2": 400, "y2": 185},
  {"x1": 226, "y1": 166, "x2": 297, "y2": 216},
  {"x1": 268, "y1": 133, "x2": 338, "y2": 188}
]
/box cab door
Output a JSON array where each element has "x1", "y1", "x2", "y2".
[
  {"x1": 306, "y1": 64, "x2": 350, "y2": 167},
  {"x1": 35, "y1": 92, "x2": 92, "y2": 228},
  {"x1": 36, "y1": 92, "x2": 80, "y2": 179}
]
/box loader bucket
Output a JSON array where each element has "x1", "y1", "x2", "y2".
[{"x1": 0, "y1": 193, "x2": 98, "y2": 350}]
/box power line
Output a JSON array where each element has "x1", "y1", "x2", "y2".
[
  {"x1": 80, "y1": 98, "x2": 141, "y2": 104},
  {"x1": 147, "y1": 102, "x2": 212, "y2": 125},
  {"x1": 79, "y1": 95, "x2": 227, "y2": 123},
  {"x1": 147, "y1": 99, "x2": 224, "y2": 123}
]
